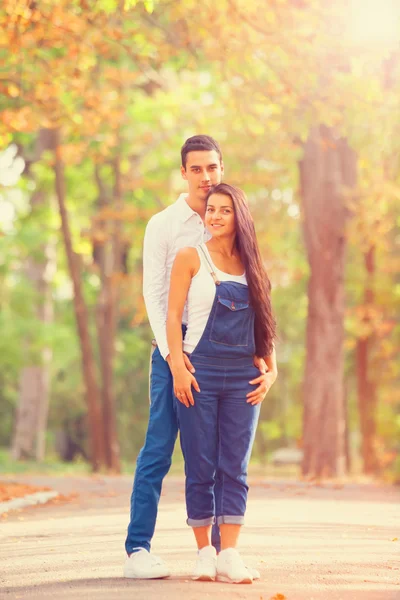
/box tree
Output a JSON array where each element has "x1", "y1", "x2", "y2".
[
  {"x1": 1, "y1": 0, "x2": 399, "y2": 475},
  {"x1": 11, "y1": 129, "x2": 55, "y2": 461},
  {"x1": 299, "y1": 128, "x2": 357, "y2": 477},
  {"x1": 53, "y1": 129, "x2": 107, "y2": 470}
]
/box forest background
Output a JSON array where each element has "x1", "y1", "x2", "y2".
[{"x1": 0, "y1": 0, "x2": 399, "y2": 480}]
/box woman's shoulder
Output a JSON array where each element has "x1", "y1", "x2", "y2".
[
  {"x1": 174, "y1": 246, "x2": 201, "y2": 267},
  {"x1": 175, "y1": 246, "x2": 200, "y2": 260}
]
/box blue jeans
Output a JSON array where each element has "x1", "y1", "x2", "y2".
[
  {"x1": 125, "y1": 343, "x2": 222, "y2": 554},
  {"x1": 125, "y1": 345, "x2": 177, "y2": 553},
  {"x1": 177, "y1": 355, "x2": 261, "y2": 527}
]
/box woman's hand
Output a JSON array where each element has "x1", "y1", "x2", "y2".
[
  {"x1": 172, "y1": 361, "x2": 200, "y2": 408},
  {"x1": 247, "y1": 356, "x2": 277, "y2": 406},
  {"x1": 166, "y1": 247, "x2": 201, "y2": 408}
]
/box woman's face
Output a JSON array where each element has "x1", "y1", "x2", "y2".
[{"x1": 205, "y1": 193, "x2": 236, "y2": 238}]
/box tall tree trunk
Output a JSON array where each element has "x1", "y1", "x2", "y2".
[
  {"x1": 93, "y1": 161, "x2": 121, "y2": 472},
  {"x1": 299, "y1": 125, "x2": 357, "y2": 478},
  {"x1": 104, "y1": 156, "x2": 122, "y2": 472},
  {"x1": 343, "y1": 378, "x2": 351, "y2": 473},
  {"x1": 356, "y1": 245, "x2": 378, "y2": 474},
  {"x1": 12, "y1": 129, "x2": 55, "y2": 461},
  {"x1": 53, "y1": 128, "x2": 106, "y2": 471},
  {"x1": 12, "y1": 236, "x2": 54, "y2": 462}
]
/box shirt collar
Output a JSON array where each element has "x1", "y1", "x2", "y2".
[{"x1": 176, "y1": 193, "x2": 200, "y2": 223}]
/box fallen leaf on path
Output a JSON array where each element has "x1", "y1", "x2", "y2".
[
  {"x1": 392, "y1": 537, "x2": 398, "y2": 541},
  {"x1": 0, "y1": 483, "x2": 51, "y2": 502},
  {"x1": 270, "y1": 594, "x2": 286, "y2": 600},
  {"x1": 41, "y1": 493, "x2": 79, "y2": 507}
]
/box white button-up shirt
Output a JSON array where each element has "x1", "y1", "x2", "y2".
[{"x1": 143, "y1": 193, "x2": 210, "y2": 359}]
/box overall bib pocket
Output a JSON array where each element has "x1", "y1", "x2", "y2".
[{"x1": 209, "y1": 296, "x2": 251, "y2": 347}]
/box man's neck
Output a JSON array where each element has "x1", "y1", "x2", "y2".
[{"x1": 185, "y1": 193, "x2": 206, "y2": 221}]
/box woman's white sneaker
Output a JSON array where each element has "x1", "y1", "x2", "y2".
[
  {"x1": 216, "y1": 548, "x2": 253, "y2": 584},
  {"x1": 123, "y1": 548, "x2": 170, "y2": 579},
  {"x1": 192, "y1": 545, "x2": 217, "y2": 581}
]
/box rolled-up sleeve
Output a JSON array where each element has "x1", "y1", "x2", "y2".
[{"x1": 143, "y1": 215, "x2": 170, "y2": 359}]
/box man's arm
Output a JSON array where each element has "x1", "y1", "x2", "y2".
[{"x1": 142, "y1": 215, "x2": 170, "y2": 359}]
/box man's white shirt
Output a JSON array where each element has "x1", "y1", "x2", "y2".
[{"x1": 143, "y1": 193, "x2": 210, "y2": 359}]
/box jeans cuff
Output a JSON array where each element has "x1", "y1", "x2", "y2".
[
  {"x1": 187, "y1": 516, "x2": 215, "y2": 527},
  {"x1": 217, "y1": 515, "x2": 245, "y2": 525}
]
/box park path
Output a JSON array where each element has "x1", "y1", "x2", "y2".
[{"x1": 0, "y1": 473, "x2": 399, "y2": 599}]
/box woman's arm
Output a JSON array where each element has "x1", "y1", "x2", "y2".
[
  {"x1": 248, "y1": 345, "x2": 278, "y2": 405},
  {"x1": 264, "y1": 344, "x2": 278, "y2": 377},
  {"x1": 167, "y1": 247, "x2": 200, "y2": 407}
]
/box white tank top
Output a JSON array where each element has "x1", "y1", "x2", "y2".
[{"x1": 183, "y1": 244, "x2": 247, "y2": 354}]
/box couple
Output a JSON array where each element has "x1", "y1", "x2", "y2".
[{"x1": 124, "y1": 135, "x2": 277, "y2": 584}]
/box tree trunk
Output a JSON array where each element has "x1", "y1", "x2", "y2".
[
  {"x1": 344, "y1": 378, "x2": 351, "y2": 472},
  {"x1": 299, "y1": 125, "x2": 357, "y2": 478},
  {"x1": 104, "y1": 156, "x2": 122, "y2": 472},
  {"x1": 12, "y1": 244, "x2": 54, "y2": 461},
  {"x1": 356, "y1": 245, "x2": 378, "y2": 474},
  {"x1": 12, "y1": 129, "x2": 55, "y2": 461},
  {"x1": 93, "y1": 161, "x2": 121, "y2": 472},
  {"x1": 53, "y1": 128, "x2": 106, "y2": 471}
]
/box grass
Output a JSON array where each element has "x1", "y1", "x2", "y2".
[
  {"x1": 0, "y1": 446, "x2": 300, "y2": 480},
  {"x1": 0, "y1": 448, "x2": 91, "y2": 476}
]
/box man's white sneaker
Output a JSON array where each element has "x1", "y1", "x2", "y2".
[
  {"x1": 192, "y1": 545, "x2": 217, "y2": 581},
  {"x1": 123, "y1": 548, "x2": 170, "y2": 579},
  {"x1": 247, "y1": 566, "x2": 261, "y2": 580},
  {"x1": 216, "y1": 548, "x2": 253, "y2": 584}
]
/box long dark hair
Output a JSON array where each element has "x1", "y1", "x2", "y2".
[{"x1": 206, "y1": 183, "x2": 276, "y2": 357}]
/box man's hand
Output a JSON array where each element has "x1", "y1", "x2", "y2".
[
  {"x1": 166, "y1": 353, "x2": 195, "y2": 374},
  {"x1": 247, "y1": 356, "x2": 277, "y2": 406},
  {"x1": 183, "y1": 353, "x2": 195, "y2": 374}
]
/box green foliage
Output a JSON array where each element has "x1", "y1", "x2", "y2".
[{"x1": 0, "y1": 0, "x2": 399, "y2": 474}]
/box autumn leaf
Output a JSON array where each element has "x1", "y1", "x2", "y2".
[{"x1": 0, "y1": 483, "x2": 52, "y2": 503}]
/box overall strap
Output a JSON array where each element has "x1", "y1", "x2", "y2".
[{"x1": 198, "y1": 244, "x2": 221, "y2": 286}]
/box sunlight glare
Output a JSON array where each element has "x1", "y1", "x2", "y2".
[{"x1": 348, "y1": 0, "x2": 400, "y2": 47}]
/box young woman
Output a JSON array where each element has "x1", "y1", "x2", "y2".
[{"x1": 166, "y1": 183, "x2": 277, "y2": 584}]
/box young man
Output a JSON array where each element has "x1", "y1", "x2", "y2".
[{"x1": 124, "y1": 135, "x2": 270, "y2": 579}]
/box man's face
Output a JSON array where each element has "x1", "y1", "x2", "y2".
[{"x1": 181, "y1": 150, "x2": 223, "y2": 200}]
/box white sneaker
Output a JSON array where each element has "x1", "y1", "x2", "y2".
[
  {"x1": 123, "y1": 548, "x2": 170, "y2": 579},
  {"x1": 192, "y1": 545, "x2": 217, "y2": 581},
  {"x1": 216, "y1": 548, "x2": 253, "y2": 584},
  {"x1": 247, "y1": 566, "x2": 261, "y2": 580}
]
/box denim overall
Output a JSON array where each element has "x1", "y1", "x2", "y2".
[{"x1": 177, "y1": 247, "x2": 261, "y2": 528}]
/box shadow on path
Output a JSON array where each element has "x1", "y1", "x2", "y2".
[{"x1": 3, "y1": 577, "x2": 400, "y2": 600}]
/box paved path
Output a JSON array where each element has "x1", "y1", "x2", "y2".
[{"x1": 0, "y1": 474, "x2": 399, "y2": 599}]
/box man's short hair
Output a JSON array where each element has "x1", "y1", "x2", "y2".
[{"x1": 181, "y1": 135, "x2": 222, "y2": 169}]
